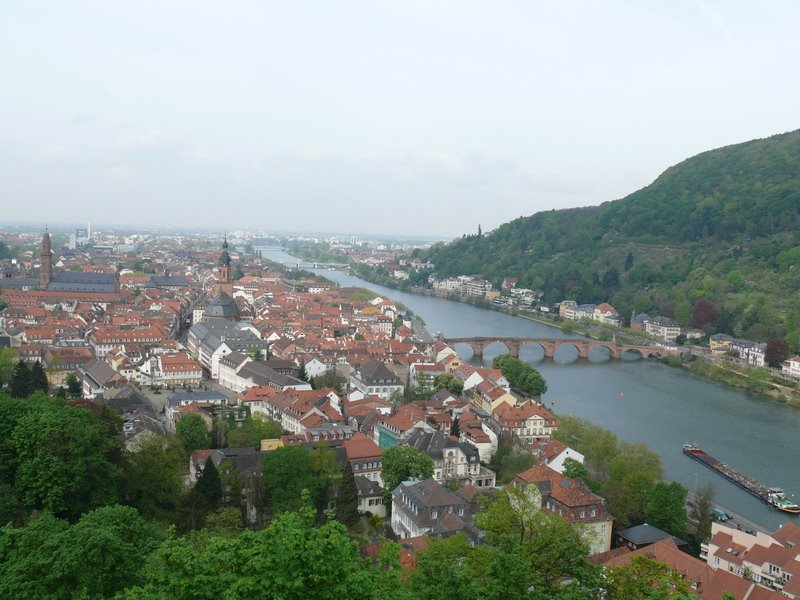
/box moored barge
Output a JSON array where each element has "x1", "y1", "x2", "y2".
[{"x1": 682, "y1": 443, "x2": 800, "y2": 514}]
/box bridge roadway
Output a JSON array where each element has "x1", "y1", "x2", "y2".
[{"x1": 441, "y1": 336, "x2": 671, "y2": 360}]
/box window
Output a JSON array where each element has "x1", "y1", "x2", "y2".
[{"x1": 714, "y1": 557, "x2": 720, "y2": 566}]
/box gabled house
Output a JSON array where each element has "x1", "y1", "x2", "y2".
[
  {"x1": 342, "y1": 432, "x2": 384, "y2": 486},
  {"x1": 350, "y1": 358, "x2": 404, "y2": 401},
  {"x1": 494, "y1": 400, "x2": 558, "y2": 444},
  {"x1": 531, "y1": 439, "x2": 585, "y2": 474},
  {"x1": 514, "y1": 464, "x2": 613, "y2": 554},
  {"x1": 391, "y1": 479, "x2": 469, "y2": 540},
  {"x1": 405, "y1": 428, "x2": 495, "y2": 489}
]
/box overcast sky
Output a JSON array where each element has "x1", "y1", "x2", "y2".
[{"x1": 2, "y1": 1, "x2": 799, "y2": 238}]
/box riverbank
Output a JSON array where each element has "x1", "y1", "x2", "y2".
[
  {"x1": 679, "y1": 358, "x2": 800, "y2": 406},
  {"x1": 366, "y1": 275, "x2": 800, "y2": 407}
]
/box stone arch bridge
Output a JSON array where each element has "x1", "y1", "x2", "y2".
[{"x1": 442, "y1": 337, "x2": 672, "y2": 360}]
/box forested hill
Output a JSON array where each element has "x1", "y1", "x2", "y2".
[{"x1": 416, "y1": 129, "x2": 800, "y2": 347}]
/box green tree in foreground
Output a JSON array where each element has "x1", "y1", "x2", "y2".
[
  {"x1": 0, "y1": 347, "x2": 18, "y2": 387},
  {"x1": 381, "y1": 445, "x2": 435, "y2": 505},
  {"x1": 30, "y1": 360, "x2": 49, "y2": 394},
  {"x1": 335, "y1": 461, "x2": 360, "y2": 527},
  {"x1": 66, "y1": 372, "x2": 82, "y2": 398},
  {"x1": 123, "y1": 434, "x2": 186, "y2": 522},
  {"x1": 194, "y1": 458, "x2": 223, "y2": 513},
  {"x1": 121, "y1": 499, "x2": 383, "y2": 600},
  {"x1": 226, "y1": 414, "x2": 283, "y2": 448},
  {"x1": 489, "y1": 443, "x2": 536, "y2": 485},
  {"x1": 262, "y1": 445, "x2": 326, "y2": 515},
  {"x1": 646, "y1": 481, "x2": 688, "y2": 538},
  {"x1": 10, "y1": 395, "x2": 122, "y2": 520},
  {"x1": 176, "y1": 413, "x2": 211, "y2": 454},
  {"x1": 690, "y1": 482, "x2": 716, "y2": 540},
  {"x1": 9, "y1": 361, "x2": 31, "y2": 398},
  {"x1": 0, "y1": 505, "x2": 163, "y2": 600}
]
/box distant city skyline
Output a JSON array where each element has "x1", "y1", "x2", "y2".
[{"x1": 2, "y1": 1, "x2": 800, "y2": 237}]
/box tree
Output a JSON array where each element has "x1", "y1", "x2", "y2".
[
  {"x1": 122, "y1": 501, "x2": 381, "y2": 600},
  {"x1": 9, "y1": 361, "x2": 31, "y2": 398},
  {"x1": 489, "y1": 443, "x2": 535, "y2": 485},
  {"x1": 433, "y1": 372, "x2": 464, "y2": 396},
  {"x1": 176, "y1": 413, "x2": 211, "y2": 454},
  {"x1": 492, "y1": 354, "x2": 547, "y2": 397},
  {"x1": 646, "y1": 481, "x2": 688, "y2": 537},
  {"x1": 450, "y1": 416, "x2": 460, "y2": 438},
  {"x1": 30, "y1": 361, "x2": 49, "y2": 394},
  {"x1": 225, "y1": 414, "x2": 283, "y2": 448},
  {"x1": 297, "y1": 360, "x2": 309, "y2": 382},
  {"x1": 262, "y1": 445, "x2": 326, "y2": 515},
  {"x1": 409, "y1": 534, "x2": 480, "y2": 600},
  {"x1": 0, "y1": 506, "x2": 163, "y2": 599},
  {"x1": 474, "y1": 487, "x2": 596, "y2": 594},
  {"x1": 0, "y1": 347, "x2": 18, "y2": 387},
  {"x1": 310, "y1": 368, "x2": 346, "y2": 394},
  {"x1": 692, "y1": 299, "x2": 719, "y2": 330},
  {"x1": 562, "y1": 457, "x2": 593, "y2": 484},
  {"x1": 194, "y1": 458, "x2": 222, "y2": 512},
  {"x1": 689, "y1": 482, "x2": 716, "y2": 540},
  {"x1": 123, "y1": 434, "x2": 186, "y2": 521},
  {"x1": 10, "y1": 397, "x2": 122, "y2": 520},
  {"x1": 203, "y1": 506, "x2": 244, "y2": 536},
  {"x1": 382, "y1": 446, "x2": 434, "y2": 503},
  {"x1": 66, "y1": 373, "x2": 82, "y2": 398},
  {"x1": 334, "y1": 461, "x2": 359, "y2": 527},
  {"x1": 765, "y1": 337, "x2": 790, "y2": 368},
  {"x1": 675, "y1": 300, "x2": 693, "y2": 327},
  {"x1": 604, "y1": 555, "x2": 692, "y2": 599},
  {"x1": 175, "y1": 487, "x2": 211, "y2": 534},
  {"x1": 624, "y1": 252, "x2": 634, "y2": 271},
  {"x1": 246, "y1": 347, "x2": 263, "y2": 361}
]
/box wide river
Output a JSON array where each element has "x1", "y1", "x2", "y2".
[{"x1": 261, "y1": 247, "x2": 800, "y2": 530}]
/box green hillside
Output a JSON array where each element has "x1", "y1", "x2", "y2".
[{"x1": 416, "y1": 130, "x2": 800, "y2": 349}]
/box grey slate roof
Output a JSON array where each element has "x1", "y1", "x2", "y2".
[
  {"x1": 46, "y1": 271, "x2": 117, "y2": 293},
  {"x1": 617, "y1": 523, "x2": 686, "y2": 546},
  {"x1": 359, "y1": 359, "x2": 401, "y2": 385},
  {"x1": 405, "y1": 428, "x2": 480, "y2": 463},
  {"x1": 392, "y1": 479, "x2": 466, "y2": 529},
  {"x1": 0, "y1": 277, "x2": 39, "y2": 288},
  {"x1": 146, "y1": 275, "x2": 191, "y2": 287},
  {"x1": 204, "y1": 292, "x2": 239, "y2": 319}
]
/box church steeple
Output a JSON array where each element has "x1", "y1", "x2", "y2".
[
  {"x1": 40, "y1": 228, "x2": 53, "y2": 288},
  {"x1": 219, "y1": 236, "x2": 231, "y2": 284}
]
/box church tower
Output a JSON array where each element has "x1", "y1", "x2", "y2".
[
  {"x1": 40, "y1": 229, "x2": 52, "y2": 288},
  {"x1": 219, "y1": 237, "x2": 232, "y2": 284}
]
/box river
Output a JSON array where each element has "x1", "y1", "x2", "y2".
[{"x1": 261, "y1": 247, "x2": 800, "y2": 530}]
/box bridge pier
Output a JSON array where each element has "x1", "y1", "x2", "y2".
[
  {"x1": 470, "y1": 342, "x2": 484, "y2": 358},
  {"x1": 507, "y1": 341, "x2": 521, "y2": 358}
]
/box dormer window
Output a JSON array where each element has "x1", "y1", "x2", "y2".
[{"x1": 431, "y1": 510, "x2": 438, "y2": 519}]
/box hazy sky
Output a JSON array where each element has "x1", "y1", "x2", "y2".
[{"x1": 2, "y1": 1, "x2": 799, "y2": 238}]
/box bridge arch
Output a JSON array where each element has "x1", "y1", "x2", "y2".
[{"x1": 586, "y1": 343, "x2": 616, "y2": 361}]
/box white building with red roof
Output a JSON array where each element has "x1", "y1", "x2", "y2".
[{"x1": 593, "y1": 303, "x2": 621, "y2": 325}]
